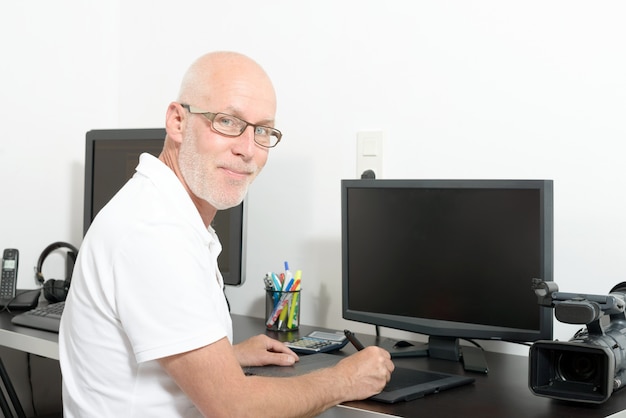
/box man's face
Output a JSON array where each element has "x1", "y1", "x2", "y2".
[{"x1": 178, "y1": 73, "x2": 276, "y2": 210}]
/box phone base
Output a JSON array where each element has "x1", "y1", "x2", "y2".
[{"x1": 0, "y1": 289, "x2": 41, "y2": 311}]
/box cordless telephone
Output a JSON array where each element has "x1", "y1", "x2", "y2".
[{"x1": 1, "y1": 248, "x2": 19, "y2": 300}]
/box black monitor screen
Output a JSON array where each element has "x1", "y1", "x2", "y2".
[
  {"x1": 84, "y1": 129, "x2": 246, "y2": 286},
  {"x1": 342, "y1": 179, "x2": 553, "y2": 345}
]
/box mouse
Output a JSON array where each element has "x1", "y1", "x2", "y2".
[{"x1": 393, "y1": 340, "x2": 414, "y2": 348}]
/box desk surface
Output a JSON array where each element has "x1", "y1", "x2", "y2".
[
  {"x1": 0, "y1": 309, "x2": 59, "y2": 360},
  {"x1": 3, "y1": 312, "x2": 626, "y2": 417},
  {"x1": 231, "y1": 315, "x2": 626, "y2": 418}
]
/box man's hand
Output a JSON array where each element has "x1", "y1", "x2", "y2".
[
  {"x1": 233, "y1": 334, "x2": 299, "y2": 367},
  {"x1": 333, "y1": 346, "x2": 394, "y2": 400}
]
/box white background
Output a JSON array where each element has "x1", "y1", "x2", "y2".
[{"x1": 1, "y1": 1, "x2": 625, "y2": 356}]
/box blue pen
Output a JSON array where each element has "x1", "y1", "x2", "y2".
[
  {"x1": 284, "y1": 261, "x2": 293, "y2": 282},
  {"x1": 283, "y1": 277, "x2": 295, "y2": 292},
  {"x1": 270, "y1": 272, "x2": 282, "y2": 305},
  {"x1": 271, "y1": 272, "x2": 282, "y2": 291}
]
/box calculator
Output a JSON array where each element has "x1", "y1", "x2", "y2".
[{"x1": 285, "y1": 331, "x2": 349, "y2": 354}]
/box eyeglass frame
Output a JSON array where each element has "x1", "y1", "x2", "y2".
[{"x1": 180, "y1": 103, "x2": 282, "y2": 148}]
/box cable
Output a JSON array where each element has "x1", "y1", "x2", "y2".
[
  {"x1": 26, "y1": 354, "x2": 37, "y2": 417},
  {"x1": 0, "y1": 293, "x2": 19, "y2": 315},
  {"x1": 461, "y1": 338, "x2": 483, "y2": 349}
]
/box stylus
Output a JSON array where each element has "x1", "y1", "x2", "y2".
[{"x1": 343, "y1": 329, "x2": 365, "y2": 351}]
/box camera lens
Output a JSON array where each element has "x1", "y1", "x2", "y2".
[{"x1": 557, "y1": 352, "x2": 599, "y2": 382}]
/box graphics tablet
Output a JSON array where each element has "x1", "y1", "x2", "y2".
[{"x1": 243, "y1": 352, "x2": 475, "y2": 403}]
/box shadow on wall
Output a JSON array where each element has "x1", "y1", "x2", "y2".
[
  {"x1": 310, "y1": 282, "x2": 333, "y2": 326},
  {"x1": 301, "y1": 237, "x2": 341, "y2": 327},
  {"x1": 246, "y1": 292, "x2": 265, "y2": 319},
  {"x1": 237, "y1": 236, "x2": 340, "y2": 328}
]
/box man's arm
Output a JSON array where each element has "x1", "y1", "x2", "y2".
[{"x1": 159, "y1": 337, "x2": 393, "y2": 417}]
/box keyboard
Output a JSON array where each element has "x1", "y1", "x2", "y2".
[{"x1": 11, "y1": 301, "x2": 64, "y2": 333}]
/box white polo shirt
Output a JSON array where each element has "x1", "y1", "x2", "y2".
[{"x1": 60, "y1": 153, "x2": 232, "y2": 417}]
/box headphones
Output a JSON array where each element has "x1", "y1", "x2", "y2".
[{"x1": 35, "y1": 241, "x2": 79, "y2": 303}]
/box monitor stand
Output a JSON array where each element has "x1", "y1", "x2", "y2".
[
  {"x1": 375, "y1": 335, "x2": 489, "y2": 374},
  {"x1": 373, "y1": 336, "x2": 429, "y2": 358}
]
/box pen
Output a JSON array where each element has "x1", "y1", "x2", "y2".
[
  {"x1": 344, "y1": 329, "x2": 366, "y2": 351},
  {"x1": 263, "y1": 274, "x2": 273, "y2": 290},
  {"x1": 271, "y1": 272, "x2": 282, "y2": 291},
  {"x1": 284, "y1": 261, "x2": 293, "y2": 280},
  {"x1": 266, "y1": 293, "x2": 292, "y2": 327},
  {"x1": 283, "y1": 277, "x2": 295, "y2": 292},
  {"x1": 286, "y1": 276, "x2": 302, "y2": 329}
]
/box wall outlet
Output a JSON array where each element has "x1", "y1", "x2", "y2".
[{"x1": 357, "y1": 131, "x2": 383, "y2": 179}]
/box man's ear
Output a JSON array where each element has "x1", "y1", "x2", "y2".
[{"x1": 165, "y1": 102, "x2": 186, "y2": 144}]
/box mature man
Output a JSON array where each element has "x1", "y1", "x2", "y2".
[{"x1": 59, "y1": 51, "x2": 393, "y2": 417}]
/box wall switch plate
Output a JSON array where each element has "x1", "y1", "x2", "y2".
[{"x1": 357, "y1": 131, "x2": 383, "y2": 178}]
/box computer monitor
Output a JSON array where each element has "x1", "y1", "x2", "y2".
[
  {"x1": 341, "y1": 179, "x2": 554, "y2": 359},
  {"x1": 84, "y1": 129, "x2": 246, "y2": 286}
]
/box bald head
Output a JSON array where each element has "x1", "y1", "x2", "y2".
[
  {"x1": 177, "y1": 51, "x2": 276, "y2": 113},
  {"x1": 160, "y1": 51, "x2": 278, "y2": 225}
]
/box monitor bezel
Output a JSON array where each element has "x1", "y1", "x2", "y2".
[
  {"x1": 84, "y1": 128, "x2": 246, "y2": 286},
  {"x1": 341, "y1": 178, "x2": 554, "y2": 343}
]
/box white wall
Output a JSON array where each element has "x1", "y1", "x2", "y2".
[{"x1": 2, "y1": 1, "x2": 625, "y2": 355}]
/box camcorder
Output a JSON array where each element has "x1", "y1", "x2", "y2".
[{"x1": 529, "y1": 278, "x2": 626, "y2": 403}]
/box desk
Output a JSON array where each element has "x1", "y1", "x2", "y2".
[
  {"x1": 0, "y1": 310, "x2": 58, "y2": 360},
  {"x1": 232, "y1": 315, "x2": 626, "y2": 418},
  {"x1": 3, "y1": 312, "x2": 626, "y2": 417}
]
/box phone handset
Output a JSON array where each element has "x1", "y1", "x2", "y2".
[{"x1": 1, "y1": 248, "x2": 19, "y2": 300}]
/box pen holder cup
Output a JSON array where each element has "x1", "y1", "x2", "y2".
[{"x1": 265, "y1": 288, "x2": 301, "y2": 331}]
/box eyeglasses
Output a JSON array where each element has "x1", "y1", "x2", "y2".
[{"x1": 181, "y1": 104, "x2": 282, "y2": 148}]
